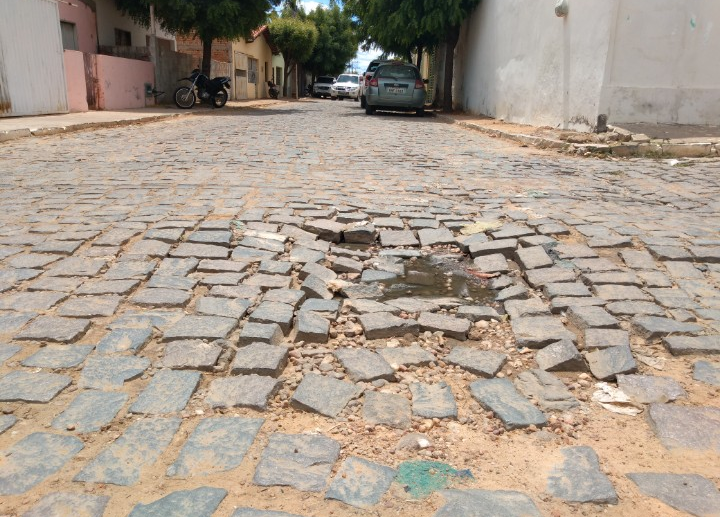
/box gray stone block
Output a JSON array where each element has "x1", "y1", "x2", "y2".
[
  {"x1": 504, "y1": 298, "x2": 549, "y2": 320},
  {"x1": 303, "y1": 219, "x2": 345, "y2": 242},
  {"x1": 205, "y1": 375, "x2": 281, "y2": 410},
  {"x1": 129, "y1": 369, "x2": 200, "y2": 415},
  {"x1": 525, "y1": 267, "x2": 577, "y2": 288},
  {"x1": 157, "y1": 340, "x2": 222, "y2": 371},
  {"x1": 253, "y1": 433, "x2": 340, "y2": 492},
  {"x1": 379, "y1": 230, "x2": 419, "y2": 247},
  {"x1": 418, "y1": 228, "x2": 455, "y2": 247},
  {"x1": 128, "y1": 487, "x2": 227, "y2": 517},
  {"x1": 693, "y1": 360, "x2": 720, "y2": 385},
  {"x1": 616, "y1": 374, "x2": 686, "y2": 404},
  {"x1": 495, "y1": 284, "x2": 529, "y2": 302},
  {"x1": 231, "y1": 342, "x2": 288, "y2": 377},
  {"x1": 515, "y1": 246, "x2": 553, "y2": 270},
  {"x1": 326, "y1": 456, "x2": 396, "y2": 508},
  {"x1": 300, "y1": 274, "x2": 333, "y2": 300},
  {"x1": 21, "y1": 344, "x2": 94, "y2": 368},
  {"x1": 514, "y1": 369, "x2": 579, "y2": 411},
  {"x1": 446, "y1": 346, "x2": 507, "y2": 378},
  {"x1": 584, "y1": 328, "x2": 629, "y2": 350},
  {"x1": 472, "y1": 253, "x2": 509, "y2": 274},
  {"x1": 627, "y1": 473, "x2": 720, "y2": 516},
  {"x1": 456, "y1": 305, "x2": 500, "y2": 321},
  {"x1": 131, "y1": 288, "x2": 192, "y2": 308},
  {"x1": 385, "y1": 297, "x2": 440, "y2": 313},
  {"x1": 57, "y1": 295, "x2": 121, "y2": 317},
  {"x1": 0, "y1": 371, "x2": 71, "y2": 402},
  {"x1": 434, "y1": 489, "x2": 541, "y2": 517},
  {"x1": 410, "y1": 382, "x2": 457, "y2": 419},
  {"x1": 550, "y1": 296, "x2": 606, "y2": 314},
  {"x1": 334, "y1": 347, "x2": 395, "y2": 382},
  {"x1": 291, "y1": 373, "x2": 361, "y2": 417},
  {"x1": 163, "y1": 315, "x2": 237, "y2": 341},
  {"x1": 231, "y1": 509, "x2": 303, "y2": 517},
  {"x1": 535, "y1": 340, "x2": 586, "y2": 371},
  {"x1": 378, "y1": 344, "x2": 434, "y2": 367},
  {"x1": 363, "y1": 391, "x2": 411, "y2": 429},
  {"x1": 0, "y1": 433, "x2": 84, "y2": 495},
  {"x1": 469, "y1": 378, "x2": 547, "y2": 430},
  {"x1": 78, "y1": 356, "x2": 150, "y2": 389},
  {"x1": 249, "y1": 302, "x2": 295, "y2": 335},
  {"x1": 171, "y1": 243, "x2": 229, "y2": 259},
  {"x1": 195, "y1": 296, "x2": 251, "y2": 319},
  {"x1": 511, "y1": 316, "x2": 576, "y2": 348},
  {"x1": 245, "y1": 273, "x2": 292, "y2": 290},
  {"x1": 468, "y1": 239, "x2": 517, "y2": 259},
  {"x1": 0, "y1": 414, "x2": 17, "y2": 434},
  {"x1": 547, "y1": 446, "x2": 618, "y2": 504},
  {"x1": 167, "y1": 417, "x2": 264, "y2": 478},
  {"x1": 264, "y1": 288, "x2": 306, "y2": 307},
  {"x1": 606, "y1": 301, "x2": 665, "y2": 317},
  {"x1": 16, "y1": 316, "x2": 91, "y2": 343},
  {"x1": 418, "y1": 312, "x2": 471, "y2": 340},
  {"x1": 295, "y1": 311, "x2": 330, "y2": 344},
  {"x1": 97, "y1": 327, "x2": 153, "y2": 354},
  {"x1": 74, "y1": 418, "x2": 180, "y2": 486},
  {"x1": 586, "y1": 345, "x2": 637, "y2": 381},
  {"x1": 344, "y1": 223, "x2": 377, "y2": 244},
  {"x1": 359, "y1": 312, "x2": 419, "y2": 339},
  {"x1": 52, "y1": 391, "x2": 128, "y2": 433},
  {"x1": 22, "y1": 492, "x2": 110, "y2": 517},
  {"x1": 632, "y1": 316, "x2": 702, "y2": 339},
  {"x1": 0, "y1": 343, "x2": 21, "y2": 363},
  {"x1": 567, "y1": 305, "x2": 619, "y2": 330},
  {"x1": 543, "y1": 282, "x2": 592, "y2": 298},
  {"x1": 648, "y1": 404, "x2": 720, "y2": 451}
]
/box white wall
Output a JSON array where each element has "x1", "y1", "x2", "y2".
[
  {"x1": 458, "y1": 0, "x2": 720, "y2": 130},
  {"x1": 95, "y1": 0, "x2": 174, "y2": 49}
]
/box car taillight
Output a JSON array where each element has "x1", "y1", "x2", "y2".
[
  {"x1": 370, "y1": 78, "x2": 378, "y2": 87},
  {"x1": 415, "y1": 79, "x2": 425, "y2": 89},
  {"x1": 365, "y1": 76, "x2": 370, "y2": 86}
]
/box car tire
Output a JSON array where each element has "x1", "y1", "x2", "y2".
[
  {"x1": 365, "y1": 106, "x2": 375, "y2": 115},
  {"x1": 360, "y1": 96, "x2": 366, "y2": 108},
  {"x1": 415, "y1": 108, "x2": 425, "y2": 117}
]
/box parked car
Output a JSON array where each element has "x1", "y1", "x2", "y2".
[
  {"x1": 312, "y1": 76, "x2": 335, "y2": 98},
  {"x1": 364, "y1": 62, "x2": 427, "y2": 116},
  {"x1": 330, "y1": 73, "x2": 362, "y2": 101},
  {"x1": 360, "y1": 59, "x2": 396, "y2": 108}
]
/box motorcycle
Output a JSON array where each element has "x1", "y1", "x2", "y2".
[
  {"x1": 174, "y1": 69, "x2": 230, "y2": 109},
  {"x1": 267, "y1": 80, "x2": 279, "y2": 100}
]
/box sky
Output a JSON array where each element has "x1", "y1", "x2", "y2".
[{"x1": 297, "y1": 0, "x2": 382, "y2": 73}]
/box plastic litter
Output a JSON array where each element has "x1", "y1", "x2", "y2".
[
  {"x1": 396, "y1": 460, "x2": 474, "y2": 499},
  {"x1": 591, "y1": 382, "x2": 643, "y2": 416}
]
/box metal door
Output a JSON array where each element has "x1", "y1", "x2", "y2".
[
  {"x1": 0, "y1": 0, "x2": 68, "y2": 117},
  {"x1": 234, "y1": 52, "x2": 248, "y2": 100}
]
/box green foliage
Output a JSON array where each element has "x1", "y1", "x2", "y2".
[
  {"x1": 305, "y1": 4, "x2": 358, "y2": 77},
  {"x1": 268, "y1": 16, "x2": 318, "y2": 68}
]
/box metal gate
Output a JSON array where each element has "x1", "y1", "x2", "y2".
[{"x1": 0, "y1": 0, "x2": 68, "y2": 117}]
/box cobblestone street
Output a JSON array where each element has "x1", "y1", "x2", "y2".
[{"x1": 1, "y1": 100, "x2": 719, "y2": 517}]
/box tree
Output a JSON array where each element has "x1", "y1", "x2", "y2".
[
  {"x1": 115, "y1": 0, "x2": 280, "y2": 76},
  {"x1": 268, "y1": 15, "x2": 318, "y2": 96},
  {"x1": 305, "y1": 4, "x2": 358, "y2": 80}
]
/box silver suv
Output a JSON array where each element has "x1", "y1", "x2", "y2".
[
  {"x1": 312, "y1": 76, "x2": 335, "y2": 98},
  {"x1": 360, "y1": 60, "x2": 397, "y2": 108}
]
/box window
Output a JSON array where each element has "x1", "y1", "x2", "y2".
[
  {"x1": 248, "y1": 58, "x2": 258, "y2": 84},
  {"x1": 60, "y1": 21, "x2": 77, "y2": 51},
  {"x1": 114, "y1": 29, "x2": 131, "y2": 47}
]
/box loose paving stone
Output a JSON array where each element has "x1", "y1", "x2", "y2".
[
  {"x1": 75, "y1": 418, "x2": 181, "y2": 486},
  {"x1": 572, "y1": 258, "x2": 623, "y2": 273},
  {"x1": 303, "y1": 220, "x2": 345, "y2": 242},
  {"x1": 0, "y1": 343, "x2": 20, "y2": 363},
  {"x1": 299, "y1": 274, "x2": 333, "y2": 300},
  {"x1": 363, "y1": 391, "x2": 412, "y2": 429},
  {"x1": 620, "y1": 249, "x2": 656, "y2": 269},
  {"x1": 535, "y1": 340, "x2": 586, "y2": 371},
  {"x1": 583, "y1": 272, "x2": 641, "y2": 286},
  {"x1": 249, "y1": 301, "x2": 295, "y2": 334},
  {"x1": 385, "y1": 297, "x2": 440, "y2": 313},
  {"x1": 210, "y1": 284, "x2": 263, "y2": 301},
  {"x1": 586, "y1": 345, "x2": 637, "y2": 381},
  {"x1": 103, "y1": 261, "x2": 156, "y2": 280},
  {"x1": 231, "y1": 342, "x2": 288, "y2": 377},
  {"x1": 125, "y1": 239, "x2": 171, "y2": 258},
  {"x1": 156, "y1": 257, "x2": 199, "y2": 276},
  {"x1": 537, "y1": 223, "x2": 569, "y2": 236},
  {"x1": 326, "y1": 456, "x2": 396, "y2": 509},
  {"x1": 0, "y1": 291, "x2": 67, "y2": 311},
  {"x1": 359, "y1": 312, "x2": 419, "y2": 339},
  {"x1": 78, "y1": 356, "x2": 150, "y2": 389},
  {"x1": 57, "y1": 295, "x2": 121, "y2": 317},
  {"x1": 76, "y1": 279, "x2": 140, "y2": 295},
  {"x1": 632, "y1": 316, "x2": 703, "y2": 339},
  {"x1": 289, "y1": 246, "x2": 325, "y2": 264},
  {"x1": 94, "y1": 228, "x2": 140, "y2": 247},
  {"x1": 145, "y1": 227, "x2": 185, "y2": 243},
  {"x1": 157, "y1": 340, "x2": 223, "y2": 371},
  {"x1": 231, "y1": 509, "x2": 304, "y2": 517},
  {"x1": 130, "y1": 369, "x2": 200, "y2": 415},
  {"x1": 648, "y1": 404, "x2": 720, "y2": 451},
  {"x1": 239, "y1": 236, "x2": 285, "y2": 253},
  {"x1": 131, "y1": 288, "x2": 191, "y2": 307},
  {"x1": 239, "y1": 322, "x2": 284, "y2": 346},
  {"x1": 434, "y1": 489, "x2": 542, "y2": 517},
  {"x1": 47, "y1": 257, "x2": 106, "y2": 277},
  {"x1": 21, "y1": 344, "x2": 94, "y2": 368},
  {"x1": 638, "y1": 270, "x2": 673, "y2": 288},
  {"x1": 0, "y1": 371, "x2": 71, "y2": 402},
  {"x1": 299, "y1": 298, "x2": 340, "y2": 319},
  {"x1": 543, "y1": 282, "x2": 592, "y2": 298},
  {"x1": 22, "y1": 492, "x2": 110, "y2": 517},
  {"x1": 300, "y1": 262, "x2": 337, "y2": 283},
  {"x1": 335, "y1": 348, "x2": 395, "y2": 382},
  {"x1": 616, "y1": 374, "x2": 686, "y2": 404},
  {"x1": 264, "y1": 288, "x2": 306, "y2": 307},
  {"x1": 514, "y1": 369, "x2": 579, "y2": 411},
  {"x1": 198, "y1": 259, "x2": 249, "y2": 274},
  {"x1": 361, "y1": 269, "x2": 397, "y2": 282},
  {"x1": 187, "y1": 231, "x2": 232, "y2": 247},
  {"x1": 505, "y1": 298, "x2": 549, "y2": 320},
  {"x1": 547, "y1": 446, "x2": 618, "y2": 504},
  {"x1": 648, "y1": 288, "x2": 699, "y2": 310},
  {"x1": 232, "y1": 247, "x2": 278, "y2": 262},
  {"x1": 378, "y1": 344, "x2": 434, "y2": 367},
  {"x1": 379, "y1": 230, "x2": 419, "y2": 247},
  {"x1": 171, "y1": 243, "x2": 229, "y2": 259},
  {"x1": 605, "y1": 301, "x2": 665, "y2": 316},
  {"x1": 584, "y1": 328, "x2": 630, "y2": 350},
  {"x1": 244, "y1": 273, "x2": 292, "y2": 291},
  {"x1": 258, "y1": 260, "x2": 293, "y2": 275},
  {"x1": 33, "y1": 240, "x2": 83, "y2": 255},
  {"x1": 473, "y1": 253, "x2": 509, "y2": 274},
  {"x1": 511, "y1": 316, "x2": 576, "y2": 348},
  {"x1": 693, "y1": 360, "x2": 720, "y2": 385},
  {"x1": 27, "y1": 276, "x2": 85, "y2": 293},
  {"x1": 128, "y1": 486, "x2": 227, "y2": 517},
  {"x1": 0, "y1": 414, "x2": 16, "y2": 434},
  {"x1": 163, "y1": 315, "x2": 236, "y2": 341},
  {"x1": 344, "y1": 223, "x2": 377, "y2": 244},
  {"x1": 7, "y1": 253, "x2": 62, "y2": 269},
  {"x1": 648, "y1": 245, "x2": 693, "y2": 261},
  {"x1": 253, "y1": 433, "x2": 341, "y2": 492},
  {"x1": 291, "y1": 373, "x2": 361, "y2": 417},
  {"x1": 551, "y1": 296, "x2": 606, "y2": 313},
  {"x1": 627, "y1": 472, "x2": 720, "y2": 516},
  {"x1": 341, "y1": 282, "x2": 385, "y2": 299},
  {"x1": 470, "y1": 378, "x2": 547, "y2": 429},
  {"x1": 567, "y1": 305, "x2": 619, "y2": 330},
  {"x1": 469, "y1": 239, "x2": 518, "y2": 259},
  {"x1": 418, "y1": 312, "x2": 471, "y2": 340},
  {"x1": 526, "y1": 267, "x2": 577, "y2": 288},
  {"x1": 52, "y1": 391, "x2": 128, "y2": 433},
  {"x1": 446, "y1": 346, "x2": 507, "y2": 377},
  {"x1": 593, "y1": 284, "x2": 651, "y2": 301},
  {"x1": 418, "y1": 228, "x2": 455, "y2": 247},
  {"x1": 456, "y1": 305, "x2": 500, "y2": 321},
  {"x1": 515, "y1": 246, "x2": 553, "y2": 270},
  {"x1": 492, "y1": 224, "x2": 534, "y2": 240},
  {"x1": 495, "y1": 284, "x2": 529, "y2": 302},
  {"x1": 344, "y1": 298, "x2": 399, "y2": 315},
  {"x1": 167, "y1": 417, "x2": 264, "y2": 478},
  {"x1": 410, "y1": 382, "x2": 458, "y2": 419},
  {"x1": 0, "y1": 433, "x2": 84, "y2": 495},
  {"x1": 110, "y1": 310, "x2": 182, "y2": 330},
  {"x1": 664, "y1": 335, "x2": 720, "y2": 355},
  {"x1": 373, "y1": 217, "x2": 404, "y2": 229},
  {"x1": 205, "y1": 375, "x2": 281, "y2": 410},
  {"x1": 331, "y1": 256, "x2": 363, "y2": 274},
  {"x1": 195, "y1": 296, "x2": 251, "y2": 319}
]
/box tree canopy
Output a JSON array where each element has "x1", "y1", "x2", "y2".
[
  {"x1": 115, "y1": 0, "x2": 280, "y2": 75},
  {"x1": 305, "y1": 4, "x2": 358, "y2": 79},
  {"x1": 268, "y1": 15, "x2": 318, "y2": 96}
]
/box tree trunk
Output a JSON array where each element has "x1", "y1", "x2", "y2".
[
  {"x1": 443, "y1": 26, "x2": 460, "y2": 113},
  {"x1": 416, "y1": 45, "x2": 423, "y2": 69},
  {"x1": 284, "y1": 63, "x2": 294, "y2": 97},
  {"x1": 201, "y1": 35, "x2": 213, "y2": 77}
]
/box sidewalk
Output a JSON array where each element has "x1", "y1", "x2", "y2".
[
  {"x1": 437, "y1": 112, "x2": 720, "y2": 159},
  {"x1": 0, "y1": 99, "x2": 285, "y2": 143}
]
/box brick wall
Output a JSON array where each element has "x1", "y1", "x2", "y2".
[{"x1": 175, "y1": 35, "x2": 231, "y2": 63}]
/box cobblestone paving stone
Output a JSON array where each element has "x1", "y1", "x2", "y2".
[{"x1": 1, "y1": 101, "x2": 720, "y2": 515}]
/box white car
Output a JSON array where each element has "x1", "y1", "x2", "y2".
[{"x1": 331, "y1": 74, "x2": 361, "y2": 101}]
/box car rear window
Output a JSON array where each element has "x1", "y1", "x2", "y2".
[
  {"x1": 337, "y1": 75, "x2": 358, "y2": 83},
  {"x1": 375, "y1": 65, "x2": 420, "y2": 80},
  {"x1": 317, "y1": 76, "x2": 334, "y2": 84}
]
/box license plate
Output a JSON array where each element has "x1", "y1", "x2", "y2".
[{"x1": 387, "y1": 87, "x2": 406, "y2": 94}]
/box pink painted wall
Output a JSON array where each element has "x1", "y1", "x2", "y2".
[
  {"x1": 96, "y1": 55, "x2": 154, "y2": 110},
  {"x1": 58, "y1": 0, "x2": 97, "y2": 54},
  {"x1": 63, "y1": 50, "x2": 88, "y2": 112}
]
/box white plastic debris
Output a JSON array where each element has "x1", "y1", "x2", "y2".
[{"x1": 591, "y1": 382, "x2": 643, "y2": 416}]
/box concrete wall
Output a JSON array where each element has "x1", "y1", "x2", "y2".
[
  {"x1": 232, "y1": 36, "x2": 275, "y2": 99},
  {"x1": 95, "y1": 0, "x2": 173, "y2": 48},
  {"x1": 64, "y1": 50, "x2": 89, "y2": 112},
  {"x1": 458, "y1": 0, "x2": 720, "y2": 130},
  {"x1": 57, "y1": 0, "x2": 97, "y2": 54},
  {"x1": 95, "y1": 54, "x2": 154, "y2": 110},
  {"x1": 153, "y1": 49, "x2": 195, "y2": 105}
]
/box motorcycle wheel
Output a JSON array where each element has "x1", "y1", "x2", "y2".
[
  {"x1": 213, "y1": 90, "x2": 228, "y2": 108},
  {"x1": 174, "y1": 87, "x2": 195, "y2": 109}
]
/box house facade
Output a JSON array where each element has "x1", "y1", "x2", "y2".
[{"x1": 455, "y1": 0, "x2": 720, "y2": 131}]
